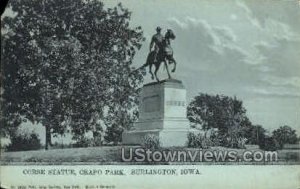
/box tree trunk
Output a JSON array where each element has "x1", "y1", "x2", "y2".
[
  {"x1": 45, "y1": 125, "x2": 52, "y2": 150},
  {"x1": 92, "y1": 131, "x2": 97, "y2": 146}
]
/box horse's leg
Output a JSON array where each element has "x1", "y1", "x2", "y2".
[
  {"x1": 146, "y1": 51, "x2": 155, "y2": 80},
  {"x1": 170, "y1": 56, "x2": 177, "y2": 72},
  {"x1": 149, "y1": 63, "x2": 154, "y2": 80},
  {"x1": 154, "y1": 62, "x2": 161, "y2": 82},
  {"x1": 164, "y1": 60, "x2": 171, "y2": 79}
]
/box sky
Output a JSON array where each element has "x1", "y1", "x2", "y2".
[
  {"x1": 103, "y1": 0, "x2": 300, "y2": 134},
  {"x1": 2, "y1": 0, "x2": 300, "y2": 144}
]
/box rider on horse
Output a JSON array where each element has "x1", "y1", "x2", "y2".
[
  {"x1": 149, "y1": 26, "x2": 164, "y2": 63},
  {"x1": 138, "y1": 27, "x2": 176, "y2": 82}
]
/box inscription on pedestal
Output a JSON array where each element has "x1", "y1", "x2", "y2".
[
  {"x1": 166, "y1": 100, "x2": 185, "y2": 106},
  {"x1": 143, "y1": 95, "x2": 160, "y2": 112}
]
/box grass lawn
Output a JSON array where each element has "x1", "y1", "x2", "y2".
[
  {"x1": 1, "y1": 146, "x2": 299, "y2": 165},
  {"x1": 1, "y1": 146, "x2": 127, "y2": 165}
]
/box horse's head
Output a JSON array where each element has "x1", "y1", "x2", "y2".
[{"x1": 165, "y1": 29, "x2": 176, "y2": 40}]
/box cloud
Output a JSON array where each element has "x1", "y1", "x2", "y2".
[
  {"x1": 236, "y1": 0, "x2": 300, "y2": 41},
  {"x1": 167, "y1": 17, "x2": 239, "y2": 55},
  {"x1": 167, "y1": 17, "x2": 188, "y2": 30},
  {"x1": 235, "y1": 0, "x2": 261, "y2": 28},
  {"x1": 255, "y1": 38, "x2": 300, "y2": 78},
  {"x1": 245, "y1": 86, "x2": 300, "y2": 99},
  {"x1": 168, "y1": 16, "x2": 274, "y2": 66},
  {"x1": 263, "y1": 18, "x2": 300, "y2": 41},
  {"x1": 230, "y1": 14, "x2": 238, "y2": 21},
  {"x1": 234, "y1": 0, "x2": 300, "y2": 67},
  {"x1": 167, "y1": 17, "x2": 262, "y2": 95},
  {"x1": 261, "y1": 75, "x2": 300, "y2": 88},
  {"x1": 167, "y1": 15, "x2": 300, "y2": 99}
]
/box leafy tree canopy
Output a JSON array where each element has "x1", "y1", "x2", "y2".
[
  {"x1": 272, "y1": 125, "x2": 298, "y2": 148},
  {"x1": 1, "y1": 0, "x2": 145, "y2": 149},
  {"x1": 187, "y1": 93, "x2": 251, "y2": 132},
  {"x1": 187, "y1": 93, "x2": 253, "y2": 147}
]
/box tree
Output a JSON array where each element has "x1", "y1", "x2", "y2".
[
  {"x1": 1, "y1": 0, "x2": 145, "y2": 149},
  {"x1": 244, "y1": 124, "x2": 267, "y2": 146},
  {"x1": 104, "y1": 105, "x2": 139, "y2": 144},
  {"x1": 260, "y1": 136, "x2": 280, "y2": 151},
  {"x1": 187, "y1": 94, "x2": 252, "y2": 147},
  {"x1": 272, "y1": 125, "x2": 298, "y2": 149},
  {"x1": 6, "y1": 131, "x2": 42, "y2": 152}
]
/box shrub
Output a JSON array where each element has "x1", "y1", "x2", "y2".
[
  {"x1": 260, "y1": 136, "x2": 280, "y2": 151},
  {"x1": 51, "y1": 142, "x2": 73, "y2": 149},
  {"x1": 141, "y1": 134, "x2": 160, "y2": 149},
  {"x1": 187, "y1": 132, "x2": 201, "y2": 148},
  {"x1": 219, "y1": 135, "x2": 247, "y2": 149},
  {"x1": 285, "y1": 152, "x2": 300, "y2": 162},
  {"x1": 6, "y1": 132, "x2": 42, "y2": 151},
  {"x1": 209, "y1": 130, "x2": 221, "y2": 146},
  {"x1": 187, "y1": 132, "x2": 212, "y2": 149},
  {"x1": 93, "y1": 135, "x2": 103, "y2": 147},
  {"x1": 72, "y1": 137, "x2": 94, "y2": 148}
]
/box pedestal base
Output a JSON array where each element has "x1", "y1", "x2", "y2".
[
  {"x1": 122, "y1": 129, "x2": 189, "y2": 147},
  {"x1": 122, "y1": 79, "x2": 190, "y2": 147}
]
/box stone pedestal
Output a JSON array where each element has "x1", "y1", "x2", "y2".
[{"x1": 122, "y1": 79, "x2": 190, "y2": 147}]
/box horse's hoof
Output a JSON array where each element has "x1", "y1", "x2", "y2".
[
  {"x1": 171, "y1": 69, "x2": 175, "y2": 72},
  {"x1": 151, "y1": 76, "x2": 154, "y2": 80}
]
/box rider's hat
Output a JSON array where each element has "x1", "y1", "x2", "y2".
[{"x1": 156, "y1": 26, "x2": 162, "y2": 32}]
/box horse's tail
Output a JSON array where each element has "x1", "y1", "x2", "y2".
[
  {"x1": 129, "y1": 51, "x2": 153, "y2": 75},
  {"x1": 140, "y1": 62, "x2": 149, "y2": 69},
  {"x1": 129, "y1": 62, "x2": 148, "y2": 75}
]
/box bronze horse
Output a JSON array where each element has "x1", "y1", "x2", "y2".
[{"x1": 143, "y1": 29, "x2": 177, "y2": 82}]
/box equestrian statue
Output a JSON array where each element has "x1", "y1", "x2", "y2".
[{"x1": 142, "y1": 27, "x2": 177, "y2": 82}]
